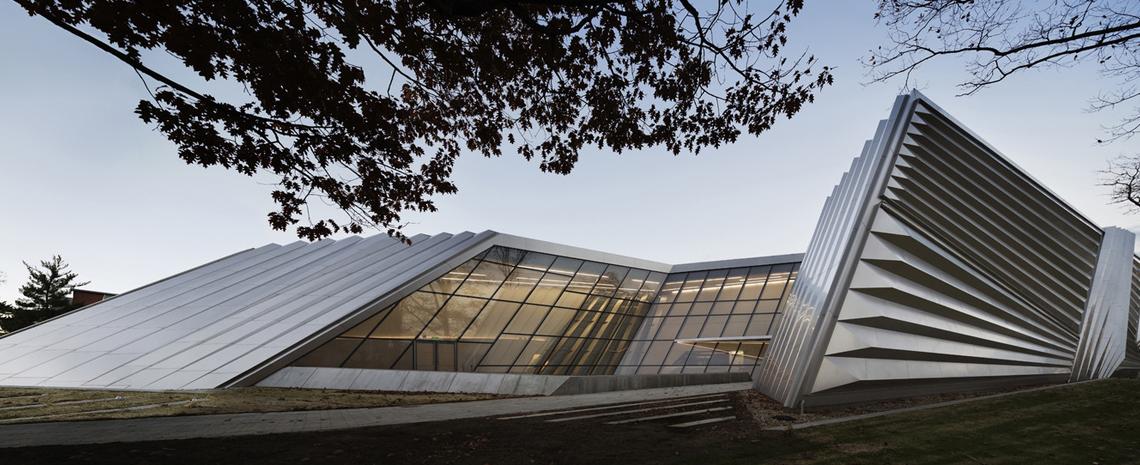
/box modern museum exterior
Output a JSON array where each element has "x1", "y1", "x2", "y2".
[{"x1": 0, "y1": 91, "x2": 1136, "y2": 409}]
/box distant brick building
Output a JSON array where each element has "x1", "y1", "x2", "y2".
[{"x1": 71, "y1": 289, "x2": 116, "y2": 307}]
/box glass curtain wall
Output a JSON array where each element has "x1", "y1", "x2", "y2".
[
  {"x1": 292, "y1": 246, "x2": 666, "y2": 375},
  {"x1": 616, "y1": 262, "x2": 800, "y2": 376}
]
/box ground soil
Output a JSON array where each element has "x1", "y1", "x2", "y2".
[
  {"x1": 3, "y1": 379, "x2": 1139, "y2": 464},
  {"x1": 0, "y1": 387, "x2": 495, "y2": 423}
]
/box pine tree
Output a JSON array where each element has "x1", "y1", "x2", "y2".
[{"x1": 0, "y1": 256, "x2": 89, "y2": 333}]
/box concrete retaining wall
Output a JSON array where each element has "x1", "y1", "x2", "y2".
[{"x1": 257, "y1": 367, "x2": 750, "y2": 396}]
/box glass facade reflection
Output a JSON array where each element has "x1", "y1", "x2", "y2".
[
  {"x1": 293, "y1": 246, "x2": 666, "y2": 375},
  {"x1": 615, "y1": 263, "x2": 799, "y2": 376}
]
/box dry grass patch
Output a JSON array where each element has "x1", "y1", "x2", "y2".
[{"x1": 0, "y1": 387, "x2": 497, "y2": 424}]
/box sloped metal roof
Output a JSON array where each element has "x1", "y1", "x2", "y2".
[{"x1": 0, "y1": 232, "x2": 492, "y2": 390}]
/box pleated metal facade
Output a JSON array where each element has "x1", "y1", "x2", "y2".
[{"x1": 756, "y1": 91, "x2": 1139, "y2": 408}]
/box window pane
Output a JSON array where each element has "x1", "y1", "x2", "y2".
[
  {"x1": 492, "y1": 267, "x2": 543, "y2": 302},
  {"x1": 414, "y1": 341, "x2": 436, "y2": 370},
  {"x1": 481, "y1": 334, "x2": 529, "y2": 365},
  {"x1": 708, "y1": 343, "x2": 738, "y2": 366},
  {"x1": 738, "y1": 266, "x2": 770, "y2": 300},
  {"x1": 591, "y1": 265, "x2": 629, "y2": 297},
  {"x1": 687, "y1": 345, "x2": 715, "y2": 367},
  {"x1": 392, "y1": 346, "x2": 413, "y2": 370},
  {"x1": 696, "y1": 269, "x2": 727, "y2": 301},
  {"x1": 616, "y1": 269, "x2": 649, "y2": 300},
  {"x1": 574, "y1": 338, "x2": 609, "y2": 366},
  {"x1": 663, "y1": 343, "x2": 692, "y2": 365},
  {"x1": 547, "y1": 256, "x2": 583, "y2": 276},
  {"x1": 746, "y1": 314, "x2": 775, "y2": 335},
  {"x1": 717, "y1": 268, "x2": 749, "y2": 301},
  {"x1": 437, "y1": 343, "x2": 457, "y2": 371},
  {"x1": 638, "y1": 272, "x2": 668, "y2": 302},
  {"x1": 589, "y1": 312, "x2": 621, "y2": 339},
  {"x1": 621, "y1": 339, "x2": 652, "y2": 365},
  {"x1": 648, "y1": 303, "x2": 670, "y2": 317},
  {"x1": 688, "y1": 302, "x2": 713, "y2": 316},
  {"x1": 536, "y1": 308, "x2": 576, "y2": 336},
  {"x1": 677, "y1": 316, "x2": 703, "y2": 339},
  {"x1": 461, "y1": 300, "x2": 520, "y2": 342},
  {"x1": 710, "y1": 301, "x2": 735, "y2": 315},
  {"x1": 342, "y1": 307, "x2": 390, "y2": 338},
  {"x1": 293, "y1": 337, "x2": 360, "y2": 367},
  {"x1": 370, "y1": 292, "x2": 447, "y2": 338},
  {"x1": 656, "y1": 316, "x2": 684, "y2": 340},
  {"x1": 633, "y1": 317, "x2": 664, "y2": 340},
  {"x1": 455, "y1": 261, "x2": 513, "y2": 298},
  {"x1": 343, "y1": 339, "x2": 410, "y2": 369},
  {"x1": 761, "y1": 265, "x2": 794, "y2": 299},
  {"x1": 676, "y1": 272, "x2": 706, "y2": 303},
  {"x1": 554, "y1": 291, "x2": 587, "y2": 309},
  {"x1": 526, "y1": 273, "x2": 570, "y2": 305},
  {"x1": 610, "y1": 299, "x2": 635, "y2": 314},
  {"x1": 732, "y1": 300, "x2": 758, "y2": 314},
  {"x1": 421, "y1": 259, "x2": 479, "y2": 294},
  {"x1": 722, "y1": 315, "x2": 750, "y2": 338},
  {"x1": 457, "y1": 342, "x2": 491, "y2": 371},
  {"x1": 562, "y1": 311, "x2": 600, "y2": 337},
  {"x1": 566, "y1": 262, "x2": 606, "y2": 293},
  {"x1": 667, "y1": 302, "x2": 692, "y2": 316},
  {"x1": 581, "y1": 295, "x2": 611, "y2": 312},
  {"x1": 515, "y1": 336, "x2": 557, "y2": 366},
  {"x1": 422, "y1": 296, "x2": 487, "y2": 339},
  {"x1": 754, "y1": 300, "x2": 780, "y2": 313},
  {"x1": 517, "y1": 252, "x2": 557, "y2": 272},
  {"x1": 639, "y1": 341, "x2": 674, "y2": 366},
  {"x1": 504, "y1": 304, "x2": 548, "y2": 334},
  {"x1": 655, "y1": 275, "x2": 685, "y2": 303},
  {"x1": 543, "y1": 337, "x2": 587, "y2": 367},
  {"x1": 483, "y1": 246, "x2": 526, "y2": 267},
  {"x1": 700, "y1": 315, "x2": 729, "y2": 338}
]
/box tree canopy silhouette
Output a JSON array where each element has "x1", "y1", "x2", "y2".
[
  {"x1": 0, "y1": 255, "x2": 89, "y2": 333},
  {"x1": 16, "y1": 0, "x2": 833, "y2": 241},
  {"x1": 865, "y1": 0, "x2": 1140, "y2": 210}
]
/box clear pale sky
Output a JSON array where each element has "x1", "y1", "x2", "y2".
[{"x1": 2, "y1": 2, "x2": 1139, "y2": 302}]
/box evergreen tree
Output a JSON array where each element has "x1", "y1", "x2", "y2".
[{"x1": 0, "y1": 256, "x2": 89, "y2": 333}]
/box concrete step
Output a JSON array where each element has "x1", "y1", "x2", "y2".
[
  {"x1": 497, "y1": 393, "x2": 728, "y2": 420},
  {"x1": 668, "y1": 416, "x2": 737, "y2": 428},
  {"x1": 545, "y1": 398, "x2": 729, "y2": 423},
  {"x1": 604, "y1": 406, "x2": 733, "y2": 425}
]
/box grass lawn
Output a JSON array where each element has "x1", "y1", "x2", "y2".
[
  {"x1": 2, "y1": 379, "x2": 1139, "y2": 464},
  {"x1": 0, "y1": 387, "x2": 494, "y2": 423}
]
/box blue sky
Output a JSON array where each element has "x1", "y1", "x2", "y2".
[{"x1": 2, "y1": 2, "x2": 1139, "y2": 301}]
